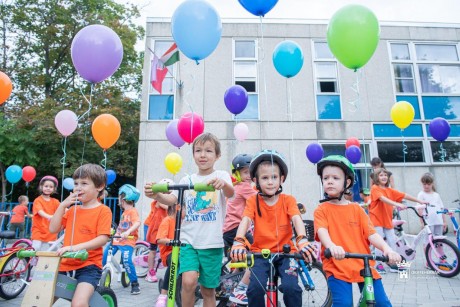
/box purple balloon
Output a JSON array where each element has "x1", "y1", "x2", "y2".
[
  {"x1": 166, "y1": 119, "x2": 186, "y2": 148},
  {"x1": 306, "y1": 143, "x2": 324, "y2": 164},
  {"x1": 224, "y1": 85, "x2": 248, "y2": 115},
  {"x1": 429, "y1": 117, "x2": 450, "y2": 142},
  {"x1": 345, "y1": 145, "x2": 362, "y2": 164},
  {"x1": 71, "y1": 25, "x2": 123, "y2": 83}
]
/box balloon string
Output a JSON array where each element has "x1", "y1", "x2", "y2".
[
  {"x1": 287, "y1": 78, "x2": 294, "y2": 195},
  {"x1": 5, "y1": 184, "x2": 14, "y2": 199},
  {"x1": 79, "y1": 84, "x2": 93, "y2": 167},
  {"x1": 258, "y1": 16, "x2": 268, "y2": 150},
  {"x1": 100, "y1": 150, "x2": 107, "y2": 170},
  {"x1": 78, "y1": 83, "x2": 94, "y2": 121},
  {"x1": 440, "y1": 142, "x2": 447, "y2": 162},
  {"x1": 60, "y1": 137, "x2": 68, "y2": 202},
  {"x1": 347, "y1": 70, "x2": 363, "y2": 112},
  {"x1": 401, "y1": 130, "x2": 408, "y2": 166}
]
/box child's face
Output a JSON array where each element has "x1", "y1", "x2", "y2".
[
  {"x1": 239, "y1": 167, "x2": 251, "y2": 183},
  {"x1": 377, "y1": 171, "x2": 388, "y2": 186},
  {"x1": 422, "y1": 182, "x2": 433, "y2": 193},
  {"x1": 255, "y1": 163, "x2": 283, "y2": 195},
  {"x1": 41, "y1": 180, "x2": 56, "y2": 196},
  {"x1": 193, "y1": 140, "x2": 219, "y2": 174},
  {"x1": 73, "y1": 177, "x2": 101, "y2": 204},
  {"x1": 321, "y1": 165, "x2": 346, "y2": 198}
]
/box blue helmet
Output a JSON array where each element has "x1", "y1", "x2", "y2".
[{"x1": 118, "y1": 184, "x2": 140, "y2": 203}]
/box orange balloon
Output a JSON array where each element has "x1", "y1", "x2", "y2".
[
  {"x1": 91, "y1": 114, "x2": 121, "y2": 149},
  {"x1": 0, "y1": 71, "x2": 13, "y2": 105}
]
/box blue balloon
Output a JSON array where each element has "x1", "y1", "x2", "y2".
[
  {"x1": 238, "y1": 0, "x2": 278, "y2": 17},
  {"x1": 273, "y1": 40, "x2": 304, "y2": 78},
  {"x1": 63, "y1": 177, "x2": 74, "y2": 191},
  {"x1": 106, "y1": 169, "x2": 117, "y2": 185},
  {"x1": 345, "y1": 145, "x2": 362, "y2": 164},
  {"x1": 5, "y1": 165, "x2": 22, "y2": 184},
  {"x1": 171, "y1": 0, "x2": 222, "y2": 62}
]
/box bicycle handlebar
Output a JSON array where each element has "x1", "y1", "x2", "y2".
[
  {"x1": 437, "y1": 209, "x2": 460, "y2": 214},
  {"x1": 152, "y1": 183, "x2": 215, "y2": 193},
  {"x1": 324, "y1": 248, "x2": 389, "y2": 262},
  {"x1": 17, "y1": 249, "x2": 89, "y2": 261},
  {"x1": 229, "y1": 249, "x2": 304, "y2": 269}
]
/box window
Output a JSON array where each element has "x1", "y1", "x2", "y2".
[
  {"x1": 234, "y1": 40, "x2": 258, "y2": 120},
  {"x1": 322, "y1": 143, "x2": 371, "y2": 164},
  {"x1": 377, "y1": 141, "x2": 425, "y2": 163},
  {"x1": 393, "y1": 64, "x2": 415, "y2": 93},
  {"x1": 314, "y1": 42, "x2": 341, "y2": 120},
  {"x1": 430, "y1": 141, "x2": 460, "y2": 162}
]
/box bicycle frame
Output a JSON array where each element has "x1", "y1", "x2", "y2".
[
  {"x1": 437, "y1": 208, "x2": 460, "y2": 247},
  {"x1": 104, "y1": 244, "x2": 126, "y2": 283}
]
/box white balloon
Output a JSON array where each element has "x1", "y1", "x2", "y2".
[{"x1": 234, "y1": 123, "x2": 249, "y2": 141}]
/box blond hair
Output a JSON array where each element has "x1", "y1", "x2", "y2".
[
  {"x1": 18, "y1": 195, "x2": 29, "y2": 204},
  {"x1": 192, "y1": 132, "x2": 221, "y2": 157}
]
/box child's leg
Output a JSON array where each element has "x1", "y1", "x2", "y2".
[
  {"x1": 120, "y1": 245, "x2": 138, "y2": 283},
  {"x1": 197, "y1": 248, "x2": 222, "y2": 305},
  {"x1": 358, "y1": 279, "x2": 392, "y2": 307},
  {"x1": 72, "y1": 265, "x2": 102, "y2": 307},
  {"x1": 143, "y1": 224, "x2": 149, "y2": 241},
  {"x1": 277, "y1": 258, "x2": 302, "y2": 307},
  {"x1": 179, "y1": 245, "x2": 200, "y2": 306},
  {"x1": 246, "y1": 258, "x2": 270, "y2": 307},
  {"x1": 146, "y1": 243, "x2": 158, "y2": 282},
  {"x1": 161, "y1": 254, "x2": 172, "y2": 294},
  {"x1": 72, "y1": 282, "x2": 95, "y2": 307},
  {"x1": 327, "y1": 276, "x2": 353, "y2": 306}
]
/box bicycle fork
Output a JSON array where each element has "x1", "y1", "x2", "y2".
[{"x1": 359, "y1": 258, "x2": 375, "y2": 307}]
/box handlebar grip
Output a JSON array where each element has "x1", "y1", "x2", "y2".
[
  {"x1": 193, "y1": 183, "x2": 215, "y2": 192},
  {"x1": 324, "y1": 248, "x2": 332, "y2": 259},
  {"x1": 17, "y1": 249, "x2": 36, "y2": 259},
  {"x1": 62, "y1": 250, "x2": 88, "y2": 261},
  {"x1": 229, "y1": 262, "x2": 248, "y2": 269},
  {"x1": 152, "y1": 183, "x2": 169, "y2": 193}
]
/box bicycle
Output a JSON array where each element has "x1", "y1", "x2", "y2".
[
  {"x1": 100, "y1": 234, "x2": 135, "y2": 288},
  {"x1": 132, "y1": 239, "x2": 164, "y2": 278},
  {"x1": 17, "y1": 249, "x2": 117, "y2": 306},
  {"x1": 324, "y1": 248, "x2": 390, "y2": 307},
  {"x1": 393, "y1": 205, "x2": 460, "y2": 278},
  {"x1": 229, "y1": 244, "x2": 331, "y2": 307},
  {"x1": 436, "y1": 199, "x2": 460, "y2": 248}
]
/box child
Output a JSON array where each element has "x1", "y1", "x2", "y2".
[
  {"x1": 359, "y1": 188, "x2": 371, "y2": 213},
  {"x1": 155, "y1": 204, "x2": 178, "y2": 307},
  {"x1": 370, "y1": 157, "x2": 395, "y2": 188},
  {"x1": 145, "y1": 132, "x2": 234, "y2": 307},
  {"x1": 230, "y1": 149, "x2": 315, "y2": 307},
  {"x1": 103, "y1": 184, "x2": 141, "y2": 295},
  {"x1": 49, "y1": 164, "x2": 112, "y2": 306},
  {"x1": 314, "y1": 155, "x2": 401, "y2": 306},
  {"x1": 369, "y1": 167, "x2": 427, "y2": 273},
  {"x1": 223, "y1": 153, "x2": 256, "y2": 305},
  {"x1": 9, "y1": 195, "x2": 32, "y2": 240},
  {"x1": 31, "y1": 175, "x2": 60, "y2": 251}
]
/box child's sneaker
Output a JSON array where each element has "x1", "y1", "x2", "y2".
[
  {"x1": 388, "y1": 264, "x2": 399, "y2": 273},
  {"x1": 131, "y1": 282, "x2": 140, "y2": 295},
  {"x1": 155, "y1": 294, "x2": 167, "y2": 307},
  {"x1": 145, "y1": 270, "x2": 158, "y2": 283},
  {"x1": 229, "y1": 285, "x2": 248, "y2": 305},
  {"x1": 375, "y1": 263, "x2": 386, "y2": 274}
]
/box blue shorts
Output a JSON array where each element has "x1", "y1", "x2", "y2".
[{"x1": 59, "y1": 265, "x2": 102, "y2": 289}]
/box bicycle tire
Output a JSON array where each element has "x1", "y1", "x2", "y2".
[
  {"x1": 0, "y1": 252, "x2": 30, "y2": 300},
  {"x1": 121, "y1": 271, "x2": 130, "y2": 288},
  {"x1": 300, "y1": 261, "x2": 332, "y2": 307},
  {"x1": 133, "y1": 242, "x2": 150, "y2": 278},
  {"x1": 425, "y1": 238, "x2": 460, "y2": 278},
  {"x1": 11, "y1": 239, "x2": 32, "y2": 249},
  {"x1": 95, "y1": 286, "x2": 118, "y2": 307},
  {"x1": 100, "y1": 268, "x2": 112, "y2": 288},
  {"x1": 158, "y1": 278, "x2": 163, "y2": 294}
]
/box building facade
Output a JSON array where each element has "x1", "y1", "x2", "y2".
[{"x1": 138, "y1": 18, "x2": 460, "y2": 232}]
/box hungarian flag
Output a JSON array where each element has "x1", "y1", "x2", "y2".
[
  {"x1": 160, "y1": 43, "x2": 180, "y2": 66},
  {"x1": 151, "y1": 54, "x2": 168, "y2": 94}
]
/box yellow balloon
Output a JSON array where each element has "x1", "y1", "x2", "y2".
[
  {"x1": 391, "y1": 101, "x2": 415, "y2": 129},
  {"x1": 164, "y1": 152, "x2": 183, "y2": 175}
]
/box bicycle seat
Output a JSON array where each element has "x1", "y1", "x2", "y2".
[
  {"x1": 0, "y1": 230, "x2": 16, "y2": 239},
  {"x1": 392, "y1": 220, "x2": 406, "y2": 227}
]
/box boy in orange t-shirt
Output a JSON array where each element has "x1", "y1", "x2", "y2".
[
  {"x1": 230, "y1": 150, "x2": 315, "y2": 307},
  {"x1": 9, "y1": 195, "x2": 32, "y2": 239},
  {"x1": 49, "y1": 164, "x2": 112, "y2": 306},
  {"x1": 314, "y1": 156, "x2": 401, "y2": 306}
]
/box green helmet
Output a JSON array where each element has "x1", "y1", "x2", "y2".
[{"x1": 317, "y1": 155, "x2": 355, "y2": 189}]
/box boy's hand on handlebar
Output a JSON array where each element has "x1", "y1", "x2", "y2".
[
  {"x1": 231, "y1": 237, "x2": 250, "y2": 262},
  {"x1": 207, "y1": 178, "x2": 225, "y2": 190},
  {"x1": 57, "y1": 245, "x2": 76, "y2": 256},
  {"x1": 144, "y1": 182, "x2": 157, "y2": 199},
  {"x1": 296, "y1": 236, "x2": 316, "y2": 263},
  {"x1": 384, "y1": 249, "x2": 402, "y2": 265},
  {"x1": 327, "y1": 245, "x2": 346, "y2": 260}
]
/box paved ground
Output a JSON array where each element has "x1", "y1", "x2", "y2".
[{"x1": 3, "y1": 235, "x2": 460, "y2": 306}]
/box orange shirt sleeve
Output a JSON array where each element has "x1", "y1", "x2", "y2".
[
  {"x1": 313, "y1": 204, "x2": 327, "y2": 242},
  {"x1": 144, "y1": 201, "x2": 157, "y2": 225},
  {"x1": 243, "y1": 195, "x2": 257, "y2": 221},
  {"x1": 388, "y1": 188, "x2": 405, "y2": 203}
]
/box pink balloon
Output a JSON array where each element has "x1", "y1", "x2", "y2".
[
  {"x1": 55, "y1": 110, "x2": 78, "y2": 137},
  {"x1": 234, "y1": 123, "x2": 249, "y2": 141},
  {"x1": 177, "y1": 112, "x2": 205, "y2": 144}
]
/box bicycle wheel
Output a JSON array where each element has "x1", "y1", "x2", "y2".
[
  {"x1": 121, "y1": 271, "x2": 130, "y2": 288},
  {"x1": 158, "y1": 278, "x2": 163, "y2": 294},
  {"x1": 425, "y1": 238, "x2": 460, "y2": 278},
  {"x1": 95, "y1": 286, "x2": 118, "y2": 307},
  {"x1": 299, "y1": 261, "x2": 332, "y2": 307},
  {"x1": 100, "y1": 268, "x2": 112, "y2": 288},
  {"x1": 133, "y1": 242, "x2": 150, "y2": 278},
  {"x1": 0, "y1": 253, "x2": 30, "y2": 300}
]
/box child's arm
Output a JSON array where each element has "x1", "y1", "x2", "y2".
[
  {"x1": 49, "y1": 192, "x2": 79, "y2": 233},
  {"x1": 57, "y1": 234, "x2": 109, "y2": 256},
  {"x1": 379, "y1": 196, "x2": 407, "y2": 209},
  {"x1": 368, "y1": 233, "x2": 401, "y2": 265},
  {"x1": 230, "y1": 216, "x2": 252, "y2": 261},
  {"x1": 292, "y1": 215, "x2": 316, "y2": 262},
  {"x1": 157, "y1": 238, "x2": 170, "y2": 245},
  {"x1": 317, "y1": 227, "x2": 346, "y2": 260},
  {"x1": 37, "y1": 210, "x2": 53, "y2": 220},
  {"x1": 404, "y1": 193, "x2": 428, "y2": 205},
  {"x1": 156, "y1": 202, "x2": 169, "y2": 210},
  {"x1": 144, "y1": 182, "x2": 178, "y2": 206},
  {"x1": 121, "y1": 221, "x2": 141, "y2": 239},
  {"x1": 208, "y1": 177, "x2": 234, "y2": 198}
]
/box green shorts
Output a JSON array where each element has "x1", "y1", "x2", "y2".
[{"x1": 179, "y1": 244, "x2": 223, "y2": 288}]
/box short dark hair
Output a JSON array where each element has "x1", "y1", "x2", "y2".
[
  {"x1": 73, "y1": 164, "x2": 107, "y2": 197},
  {"x1": 192, "y1": 132, "x2": 221, "y2": 156}
]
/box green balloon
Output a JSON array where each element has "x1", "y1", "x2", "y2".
[{"x1": 327, "y1": 4, "x2": 380, "y2": 70}]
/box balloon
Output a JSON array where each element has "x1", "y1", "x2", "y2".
[
  {"x1": 391, "y1": 101, "x2": 415, "y2": 130},
  {"x1": 165, "y1": 119, "x2": 186, "y2": 148},
  {"x1": 91, "y1": 114, "x2": 121, "y2": 150},
  {"x1": 224, "y1": 85, "x2": 248, "y2": 115},
  {"x1": 345, "y1": 137, "x2": 360, "y2": 149},
  {"x1": 164, "y1": 152, "x2": 183, "y2": 175},
  {"x1": 5, "y1": 165, "x2": 22, "y2": 184},
  {"x1": 272, "y1": 40, "x2": 304, "y2": 78},
  {"x1": 177, "y1": 112, "x2": 205, "y2": 144},
  {"x1": 171, "y1": 0, "x2": 222, "y2": 62},
  {"x1": 55, "y1": 110, "x2": 78, "y2": 137},
  {"x1": 0, "y1": 71, "x2": 13, "y2": 105},
  {"x1": 22, "y1": 166, "x2": 36, "y2": 183},
  {"x1": 327, "y1": 5, "x2": 380, "y2": 70},
  {"x1": 306, "y1": 143, "x2": 324, "y2": 164},
  {"x1": 429, "y1": 117, "x2": 451, "y2": 142},
  {"x1": 71, "y1": 25, "x2": 123, "y2": 83},
  {"x1": 63, "y1": 177, "x2": 74, "y2": 191},
  {"x1": 345, "y1": 145, "x2": 362, "y2": 164},
  {"x1": 234, "y1": 123, "x2": 249, "y2": 141},
  {"x1": 106, "y1": 169, "x2": 117, "y2": 185},
  {"x1": 238, "y1": 0, "x2": 278, "y2": 17}
]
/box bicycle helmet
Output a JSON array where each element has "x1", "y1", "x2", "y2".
[
  {"x1": 40, "y1": 175, "x2": 59, "y2": 188},
  {"x1": 118, "y1": 184, "x2": 140, "y2": 203},
  {"x1": 231, "y1": 154, "x2": 252, "y2": 173},
  {"x1": 317, "y1": 155, "x2": 355, "y2": 202},
  {"x1": 249, "y1": 149, "x2": 288, "y2": 182}
]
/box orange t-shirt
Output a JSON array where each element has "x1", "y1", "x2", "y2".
[
  {"x1": 10, "y1": 204, "x2": 29, "y2": 224},
  {"x1": 155, "y1": 216, "x2": 175, "y2": 266},
  {"x1": 31, "y1": 195, "x2": 60, "y2": 242},
  {"x1": 314, "y1": 202, "x2": 380, "y2": 282},
  {"x1": 369, "y1": 185, "x2": 405, "y2": 228},
  {"x1": 143, "y1": 201, "x2": 157, "y2": 225},
  {"x1": 59, "y1": 204, "x2": 112, "y2": 271},
  {"x1": 146, "y1": 201, "x2": 167, "y2": 243},
  {"x1": 114, "y1": 207, "x2": 139, "y2": 247},
  {"x1": 243, "y1": 194, "x2": 300, "y2": 253}
]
